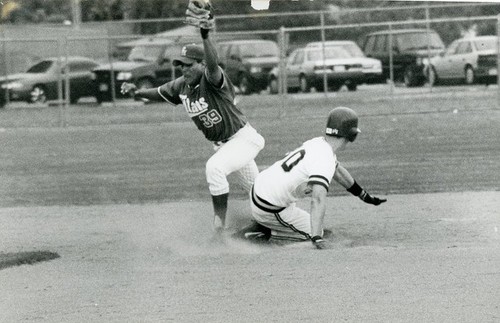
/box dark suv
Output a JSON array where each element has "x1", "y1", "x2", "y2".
[
  {"x1": 362, "y1": 29, "x2": 445, "y2": 86},
  {"x1": 217, "y1": 39, "x2": 279, "y2": 94},
  {"x1": 92, "y1": 38, "x2": 183, "y2": 103}
]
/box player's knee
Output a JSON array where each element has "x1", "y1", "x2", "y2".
[{"x1": 206, "y1": 158, "x2": 225, "y2": 178}]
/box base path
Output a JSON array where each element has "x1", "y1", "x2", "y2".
[{"x1": 1, "y1": 191, "x2": 499, "y2": 322}]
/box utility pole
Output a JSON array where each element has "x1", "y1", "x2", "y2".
[{"x1": 71, "y1": 0, "x2": 82, "y2": 29}]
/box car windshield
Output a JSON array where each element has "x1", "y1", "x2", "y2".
[
  {"x1": 474, "y1": 38, "x2": 497, "y2": 51},
  {"x1": 307, "y1": 47, "x2": 352, "y2": 60},
  {"x1": 128, "y1": 45, "x2": 164, "y2": 62},
  {"x1": 240, "y1": 42, "x2": 279, "y2": 58},
  {"x1": 397, "y1": 32, "x2": 444, "y2": 50},
  {"x1": 26, "y1": 60, "x2": 54, "y2": 73}
]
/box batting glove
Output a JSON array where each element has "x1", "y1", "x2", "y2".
[
  {"x1": 311, "y1": 236, "x2": 328, "y2": 250},
  {"x1": 359, "y1": 191, "x2": 387, "y2": 206},
  {"x1": 347, "y1": 181, "x2": 387, "y2": 206}
]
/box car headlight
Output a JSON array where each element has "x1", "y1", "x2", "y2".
[
  {"x1": 416, "y1": 57, "x2": 423, "y2": 66},
  {"x1": 250, "y1": 66, "x2": 262, "y2": 74},
  {"x1": 1, "y1": 81, "x2": 23, "y2": 89},
  {"x1": 116, "y1": 72, "x2": 132, "y2": 81}
]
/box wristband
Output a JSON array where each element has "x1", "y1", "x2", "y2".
[
  {"x1": 347, "y1": 181, "x2": 363, "y2": 196},
  {"x1": 200, "y1": 28, "x2": 209, "y2": 39}
]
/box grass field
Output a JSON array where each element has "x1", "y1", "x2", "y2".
[
  {"x1": 0, "y1": 85, "x2": 499, "y2": 322},
  {"x1": 0, "y1": 85, "x2": 498, "y2": 206}
]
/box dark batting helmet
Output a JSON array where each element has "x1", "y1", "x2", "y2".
[{"x1": 325, "y1": 107, "x2": 361, "y2": 142}]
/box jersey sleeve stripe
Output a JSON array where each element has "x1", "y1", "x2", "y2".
[
  {"x1": 308, "y1": 175, "x2": 330, "y2": 191},
  {"x1": 157, "y1": 87, "x2": 176, "y2": 105}
]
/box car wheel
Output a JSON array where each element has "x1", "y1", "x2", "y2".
[
  {"x1": 427, "y1": 66, "x2": 438, "y2": 86},
  {"x1": 30, "y1": 85, "x2": 47, "y2": 104},
  {"x1": 70, "y1": 96, "x2": 79, "y2": 104},
  {"x1": 269, "y1": 77, "x2": 279, "y2": 94},
  {"x1": 239, "y1": 74, "x2": 252, "y2": 95},
  {"x1": 346, "y1": 82, "x2": 357, "y2": 92},
  {"x1": 465, "y1": 66, "x2": 475, "y2": 85},
  {"x1": 330, "y1": 84, "x2": 342, "y2": 92},
  {"x1": 137, "y1": 78, "x2": 154, "y2": 90},
  {"x1": 299, "y1": 75, "x2": 310, "y2": 93}
]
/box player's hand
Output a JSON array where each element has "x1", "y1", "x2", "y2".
[
  {"x1": 359, "y1": 191, "x2": 387, "y2": 206},
  {"x1": 185, "y1": 0, "x2": 214, "y2": 30},
  {"x1": 120, "y1": 82, "x2": 137, "y2": 96},
  {"x1": 311, "y1": 236, "x2": 328, "y2": 249}
]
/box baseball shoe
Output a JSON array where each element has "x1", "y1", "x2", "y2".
[
  {"x1": 209, "y1": 227, "x2": 226, "y2": 245},
  {"x1": 232, "y1": 221, "x2": 271, "y2": 244}
]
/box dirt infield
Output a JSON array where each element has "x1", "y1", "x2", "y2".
[{"x1": 1, "y1": 192, "x2": 499, "y2": 322}]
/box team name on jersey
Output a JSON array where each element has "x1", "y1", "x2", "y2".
[{"x1": 179, "y1": 94, "x2": 209, "y2": 117}]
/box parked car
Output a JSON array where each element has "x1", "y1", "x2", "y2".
[
  {"x1": 426, "y1": 35, "x2": 498, "y2": 86},
  {"x1": 306, "y1": 40, "x2": 383, "y2": 83},
  {"x1": 268, "y1": 45, "x2": 364, "y2": 94},
  {"x1": 361, "y1": 28, "x2": 445, "y2": 86},
  {"x1": 217, "y1": 39, "x2": 279, "y2": 95},
  {"x1": 92, "y1": 38, "x2": 183, "y2": 103},
  {"x1": 0, "y1": 56, "x2": 100, "y2": 108}
]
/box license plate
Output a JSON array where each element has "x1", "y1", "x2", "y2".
[
  {"x1": 333, "y1": 65, "x2": 346, "y2": 72},
  {"x1": 488, "y1": 68, "x2": 497, "y2": 76},
  {"x1": 99, "y1": 83, "x2": 109, "y2": 91}
]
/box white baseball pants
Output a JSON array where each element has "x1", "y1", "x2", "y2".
[
  {"x1": 206, "y1": 123, "x2": 265, "y2": 196},
  {"x1": 250, "y1": 197, "x2": 312, "y2": 241}
]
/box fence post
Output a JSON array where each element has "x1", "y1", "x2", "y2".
[
  {"x1": 279, "y1": 26, "x2": 286, "y2": 118},
  {"x1": 388, "y1": 23, "x2": 394, "y2": 95},
  {"x1": 320, "y1": 12, "x2": 328, "y2": 96},
  {"x1": 57, "y1": 38, "x2": 64, "y2": 127},
  {"x1": 425, "y1": 4, "x2": 433, "y2": 93},
  {"x1": 2, "y1": 36, "x2": 10, "y2": 106},
  {"x1": 107, "y1": 39, "x2": 117, "y2": 108},
  {"x1": 497, "y1": 14, "x2": 500, "y2": 109},
  {"x1": 63, "y1": 36, "x2": 70, "y2": 127}
]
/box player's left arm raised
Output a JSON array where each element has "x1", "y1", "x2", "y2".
[
  {"x1": 185, "y1": 0, "x2": 222, "y2": 86},
  {"x1": 333, "y1": 164, "x2": 387, "y2": 206}
]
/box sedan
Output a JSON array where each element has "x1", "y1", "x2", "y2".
[
  {"x1": 306, "y1": 40, "x2": 383, "y2": 84},
  {"x1": 426, "y1": 35, "x2": 498, "y2": 86},
  {"x1": 0, "y1": 56, "x2": 100, "y2": 108},
  {"x1": 269, "y1": 45, "x2": 365, "y2": 94}
]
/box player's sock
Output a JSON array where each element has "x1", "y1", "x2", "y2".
[{"x1": 211, "y1": 193, "x2": 228, "y2": 229}]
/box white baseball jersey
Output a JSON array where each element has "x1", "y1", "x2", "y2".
[{"x1": 254, "y1": 137, "x2": 337, "y2": 208}]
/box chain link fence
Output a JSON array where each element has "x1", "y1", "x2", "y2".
[{"x1": 0, "y1": 4, "x2": 499, "y2": 126}]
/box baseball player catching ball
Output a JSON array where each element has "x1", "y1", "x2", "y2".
[
  {"x1": 235, "y1": 107, "x2": 386, "y2": 249},
  {"x1": 120, "y1": 0, "x2": 265, "y2": 241}
]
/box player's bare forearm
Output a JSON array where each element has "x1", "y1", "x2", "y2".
[
  {"x1": 120, "y1": 82, "x2": 163, "y2": 102},
  {"x1": 310, "y1": 185, "x2": 327, "y2": 237},
  {"x1": 133, "y1": 87, "x2": 163, "y2": 101},
  {"x1": 333, "y1": 164, "x2": 355, "y2": 189}
]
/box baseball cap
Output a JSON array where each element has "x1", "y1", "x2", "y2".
[{"x1": 172, "y1": 44, "x2": 204, "y2": 66}]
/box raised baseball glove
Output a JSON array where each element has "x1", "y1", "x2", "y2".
[{"x1": 185, "y1": 0, "x2": 215, "y2": 30}]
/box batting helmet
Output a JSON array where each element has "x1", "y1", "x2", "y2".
[{"x1": 325, "y1": 107, "x2": 361, "y2": 142}]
